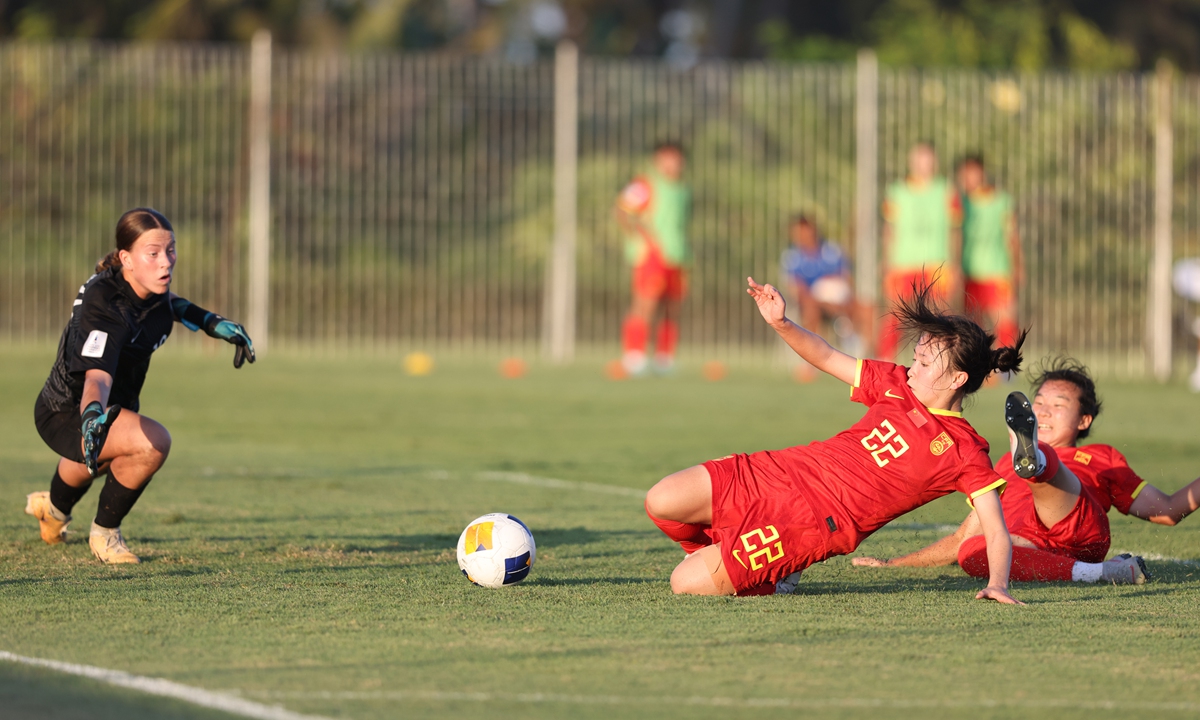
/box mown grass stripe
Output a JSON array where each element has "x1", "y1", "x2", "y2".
[
  {"x1": 474, "y1": 470, "x2": 648, "y2": 498},
  {"x1": 240, "y1": 689, "x2": 1200, "y2": 711},
  {"x1": 0, "y1": 651, "x2": 331, "y2": 720}
]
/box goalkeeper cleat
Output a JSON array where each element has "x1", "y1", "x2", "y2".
[
  {"x1": 89, "y1": 524, "x2": 141, "y2": 565},
  {"x1": 1005, "y1": 392, "x2": 1042, "y2": 479},
  {"x1": 774, "y1": 571, "x2": 803, "y2": 595},
  {"x1": 1101, "y1": 554, "x2": 1149, "y2": 585},
  {"x1": 25, "y1": 491, "x2": 71, "y2": 545}
]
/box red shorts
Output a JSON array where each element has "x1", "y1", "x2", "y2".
[
  {"x1": 704, "y1": 453, "x2": 834, "y2": 595},
  {"x1": 1006, "y1": 484, "x2": 1111, "y2": 563},
  {"x1": 884, "y1": 268, "x2": 951, "y2": 302},
  {"x1": 964, "y1": 278, "x2": 1013, "y2": 315},
  {"x1": 633, "y1": 252, "x2": 686, "y2": 302}
]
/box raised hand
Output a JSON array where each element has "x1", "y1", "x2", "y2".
[
  {"x1": 80, "y1": 401, "x2": 121, "y2": 477},
  {"x1": 975, "y1": 586, "x2": 1025, "y2": 605},
  {"x1": 205, "y1": 317, "x2": 256, "y2": 368},
  {"x1": 746, "y1": 277, "x2": 787, "y2": 327}
]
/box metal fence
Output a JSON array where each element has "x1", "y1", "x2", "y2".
[{"x1": 2, "y1": 39, "x2": 1199, "y2": 377}]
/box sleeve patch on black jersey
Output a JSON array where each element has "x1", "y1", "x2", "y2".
[{"x1": 81, "y1": 330, "x2": 108, "y2": 358}]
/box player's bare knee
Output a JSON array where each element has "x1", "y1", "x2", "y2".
[
  {"x1": 139, "y1": 421, "x2": 172, "y2": 464},
  {"x1": 644, "y1": 481, "x2": 673, "y2": 519},
  {"x1": 669, "y1": 561, "x2": 703, "y2": 595}
]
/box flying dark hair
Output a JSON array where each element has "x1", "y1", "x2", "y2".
[
  {"x1": 1030, "y1": 356, "x2": 1102, "y2": 439},
  {"x1": 96, "y1": 208, "x2": 174, "y2": 273},
  {"x1": 892, "y1": 279, "x2": 1027, "y2": 395}
]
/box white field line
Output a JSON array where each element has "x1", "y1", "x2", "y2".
[
  {"x1": 473, "y1": 470, "x2": 648, "y2": 499},
  {"x1": 0, "y1": 651, "x2": 332, "y2": 720},
  {"x1": 236, "y1": 689, "x2": 1200, "y2": 712},
  {"x1": 1111, "y1": 550, "x2": 1200, "y2": 567}
]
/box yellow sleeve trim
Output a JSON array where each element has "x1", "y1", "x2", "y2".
[
  {"x1": 966, "y1": 478, "x2": 1007, "y2": 508},
  {"x1": 853, "y1": 358, "x2": 863, "y2": 388},
  {"x1": 1129, "y1": 480, "x2": 1148, "y2": 501},
  {"x1": 927, "y1": 408, "x2": 963, "y2": 418}
]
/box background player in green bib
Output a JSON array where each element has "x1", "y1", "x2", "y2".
[
  {"x1": 958, "y1": 153, "x2": 1022, "y2": 350},
  {"x1": 878, "y1": 142, "x2": 962, "y2": 361},
  {"x1": 615, "y1": 142, "x2": 691, "y2": 376}
]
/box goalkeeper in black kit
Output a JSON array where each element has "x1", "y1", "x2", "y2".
[{"x1": 26, "y1": 208, "x2": 254, "y2": 564}]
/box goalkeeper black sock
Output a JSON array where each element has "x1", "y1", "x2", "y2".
[
  {"x1": 49, "y1": 470, "x2": 91, "y2": 517},
  {"x1": 93, "y1": 472, "x2": 150, "y2": 529}
]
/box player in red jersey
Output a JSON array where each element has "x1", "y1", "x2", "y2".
[
  {"x1": 853, "y1": 358, "x2": 1198, "y2": 583},
  {"x1": 644, "y1": 279, "x2": 1026, "y2": 603}
]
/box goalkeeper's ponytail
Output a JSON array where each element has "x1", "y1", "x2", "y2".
[{"x1": 96, "y1": 208, "x2": 173, "y2": 273}]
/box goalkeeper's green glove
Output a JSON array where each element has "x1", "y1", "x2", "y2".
[
  {"x1": 171, "y1": 297, "x2": 255, "y2": 369},
  {"x1": 81, "y1": 401, "x2": 121, "y2": 477},
  {"x1": 204, "y1": 315, "x2": 256, "y2": 369}
]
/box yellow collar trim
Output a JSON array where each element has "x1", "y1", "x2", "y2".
[{"x1": 927, "y1": 408, "x2": 963, "y2": 418}]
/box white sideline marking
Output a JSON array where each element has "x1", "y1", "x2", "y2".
[
  {"x1": 239, "y1": 689, "x2": 1200, "y2": 712},
  {"x1": 1111, "y1": 550, "x2": 1200, "y2": 567},
  {"x1": 474, "y1": 470, "x2": 648, "y2": 499},
  {"x1": 0, "y1": 651, "x2": 332, "y2": 720}
]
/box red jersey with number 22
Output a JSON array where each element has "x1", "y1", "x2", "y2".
[{"x1": 787, "y1": 359, "x2": 1006, "y2": 553}]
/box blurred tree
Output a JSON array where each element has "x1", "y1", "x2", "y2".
[{"x1": 0, "y1": 0, "x2": 1198, "y2": 71}]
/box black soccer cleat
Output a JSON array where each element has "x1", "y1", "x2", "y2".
[{"x1": 1005, "y1": 391, "x2": 1040, "y2": 479}]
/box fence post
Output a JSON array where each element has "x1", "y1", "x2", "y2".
[
  {"x1": 1149, "y1": 59, "x2": 1173, "y2": 381},
  {"x1": 854, "y1": 50, "x2": 879, "y2": 322},
  {"x1": 247, "y1": 30, "x2": 273, "y2": 353},
  {"x1": 544, "y1": 40, "x2": 579, "y2": 364}
]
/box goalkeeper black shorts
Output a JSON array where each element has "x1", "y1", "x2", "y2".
[{"x1": 34, "y1": 393, "x2": 86, "y2": 464}]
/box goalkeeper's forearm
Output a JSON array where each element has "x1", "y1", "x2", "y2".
[{"x1": 170, "y1": 296, "x2": 216, "y2": 333}]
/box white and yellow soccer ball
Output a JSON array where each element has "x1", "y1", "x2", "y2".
[{"x1": 456, "y1": 513, "x2": 536, "y2": 588}]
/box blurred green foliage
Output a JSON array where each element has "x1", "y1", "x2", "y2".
[{"x1": 1, "y1": 1, "x2": 1197, "y2": 71}]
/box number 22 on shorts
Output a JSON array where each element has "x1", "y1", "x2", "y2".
[
  {"x1": 860, "y1": 419, "x2": 910, "y2": 467},
  {"x1": 732, "y1": 525, "x2": 785, "y2": 571}
]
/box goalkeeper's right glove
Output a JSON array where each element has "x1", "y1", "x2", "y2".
[{"x1": 81, "y1": 401, "x2": 121, "y2": 477}]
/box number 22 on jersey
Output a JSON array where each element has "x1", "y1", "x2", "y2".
[{"x1": 860, "y1": 419, "x2": 910, "y2": 467}]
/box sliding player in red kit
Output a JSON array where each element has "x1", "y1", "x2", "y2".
[
  {"x1": 854, "y1": 359, "x2": 1196, "y2": 584},
  {"x1": 644, "y1": 279, "x2": 1025, "y2": 603}
]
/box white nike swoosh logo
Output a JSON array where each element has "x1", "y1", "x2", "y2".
[{"x1": 884, "y1": 389, "x2": 904, "y2": 399}]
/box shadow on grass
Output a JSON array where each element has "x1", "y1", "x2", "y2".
[{"x1": 521, "y1": 576, "x2": 657, "y2": 587}]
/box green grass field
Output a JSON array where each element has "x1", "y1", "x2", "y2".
[{"x1": 2, "y1": 346, "x2": 1199, "y2": 720}]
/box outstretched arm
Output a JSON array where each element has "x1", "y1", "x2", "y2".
[
  {"x1": 853, "y1": 511, "x2": 981, "y2": 568},
  {"x1": 746, "y1": 277, "x2": 856, "y2": 385},
  {"x1": 1128, "y1": 478, "x2": 1200, "y2": 526},
  {"x1": 170, "y1": 294, "x2": 256, "y2": 368},
  {"x1": 971, "y1": 490, "x2": 1022, "y2": 605}
]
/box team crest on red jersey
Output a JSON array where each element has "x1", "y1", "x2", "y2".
[
  {"x1": 929, "y1": 431, "x2": 954, "y2": 456},
  {"x1": 1074, "y1": 450, "x2": 1092, "y2": 465}
]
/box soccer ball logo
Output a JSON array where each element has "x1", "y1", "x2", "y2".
[{"x1": 456, "y1": 513, "x2": 536, "y2": 588}]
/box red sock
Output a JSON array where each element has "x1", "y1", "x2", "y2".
[
  {"x1": 1029, "y1": 441, "x2": 1060, "y2": 483},
  {"x1": 957, "y1": 534, "x2": 1074, "y2": 582},
  {"x1": 655, "y1": 319, "x2": 678, "y2": 357},
  {"x1": 623, "y1": 315, "x2": 649, "y2": 353},
  {"x1": 646, "y1": 503, "x2": 712, "y2": 554}
]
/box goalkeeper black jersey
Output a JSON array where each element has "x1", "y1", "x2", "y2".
[{"x1": 39, "y1": 267, "x2": 175, "y2": 414}]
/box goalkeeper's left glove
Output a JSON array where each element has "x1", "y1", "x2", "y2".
[
  {"x1": 81, "y1": 401, "x2": 121, "y2": 477},
  {"x1": 204, "y1": 315, "x2": 256, "y2": 369}
]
